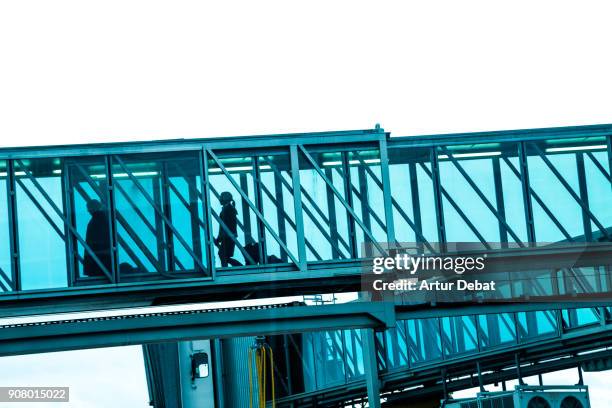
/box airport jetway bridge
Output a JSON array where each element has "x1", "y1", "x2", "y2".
[{"x1": 0, "y1": 124, "x2": 610, "y2": 407}]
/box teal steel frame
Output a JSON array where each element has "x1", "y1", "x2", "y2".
[{"x1": 0, "y1": 124, "x2": 610, "y2": 318}]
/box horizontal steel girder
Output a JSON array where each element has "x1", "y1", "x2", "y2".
[
  {"x1": 0, "y1": 302, "x2": 396, "y2": 357},
  {"x1": 2, "y1": 243, "x2": 612, "y2": 318}
]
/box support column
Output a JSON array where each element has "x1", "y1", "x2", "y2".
[
  {"x1": 379, "y1": 137, "x2": 395, "y2": 249},
  {"x1": 361, "y1": 328, "x2": 381, "y2": 408},
  {"x1": 179, "y1": 340, "x2": 216, "y2": 408},
  {"x1": 289, "y1": 145, "x2": 307, "y2": 271}
]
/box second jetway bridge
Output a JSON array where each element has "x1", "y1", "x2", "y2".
[{"x1": 3, "y1": 297, "x2": 612, "y2": 407}]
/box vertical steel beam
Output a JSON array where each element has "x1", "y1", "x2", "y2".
[
  {"x1": 361, "y1": 328, "x2": 381, "y2": 408},
  {"x1": 576, "y1": 153, "x2": 593, "y2": 242},
  {"x1": 430, "y1": 148, "x2": 446, "y2": 251},
  {"x1": 477, "y1": 361, "x2": 485, "y2": 392},
  {"x1": 518, "y1": 142, "x2": 537, "y2": 244},
  {"x1": 325, "y1": 166, "x2": 341, "y2": 259},
  {"x1": 342, "y1": 152, "x2": 358, "y2": 258},
  {"x1": 105, "y1": 157, "x2": 119, "y2": 282},
  {"x1": 577, "y1": 364, "x2": 584, "y2": 385},
  {"x1": 515, "y1": 353, "x2": 524, "y2": 385},
  {"x1": 238, "y1": 172, "x2": 254, "y2": 246},
  {"x1": 152, "y1": 177, "x2": 167, "y2": 271},
  {"x1": 409, "y1": 162, "x2": 423, "y2": 248},
  {"x1": 6, "y1": 160, "x2": 20, "y2": 291},
  {"x1": 272, "y1": 159, "x2": 288, "y2": 263},
  {"x1": 289, "y1": 145, "x2": 307, "y2": 271},
  {"x1": 283, "y1": 334, "x2": 293, "y2": 397},
  {"x1": 212, "y1": 338, "x2": 225, "y2": 408},
  {"x1": 187, "y1": 174, "x2": 204, "y2": 272},
  {"x1": 441, "y1": 369, "x2": 448, "y2": 402},
  {"x1": 252, "y1": 156, "x2": 267, "y2": 264},
  {"x1": 61, "y1": 160, "x2": 76, "y2": 286},
  {"x1": 161, "y1": 162, "x2": 176, "y2": 271},
  {"x1": 379, "y1": 138, "x2": 396, "y2": 248},
  {"x1": 357, "y1": 162, "x2": 372, "y2": 257},
  {"x1": 492, "y1": 157, "x2": 508, "y2": 246},
  {"x1": 202, "y1": 148, "x2": 217, "y2": 278}
]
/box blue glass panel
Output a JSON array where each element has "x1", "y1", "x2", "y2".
[
  {"x1": 299, "y1": 151, "x2": 351, "y2": 261},
  {"x1": 557, "y1": 266, "x2": 603, "y2": 295},
  {"x1": 441, "y1": 315, "x2": 478, "y2": 357},
  {"x1": 439, "y1": 158, "x2": 498, "y2": 243},
  {"x1": 209, "y1": 156, "x2": 258, "y2": 268},
  {"x1": 301, "y1": 332, "x2": 318, "y2": 392},
  {"x1": 349, "y1": 150, "x2": 387, "y2": 256},
  {"x1": 113, "y1": 152, "x2": 206, "y2": 275},
  {"x1": 438, "y1": 144, "x2": 526, "y2": 245},
  {"x1": 388, "y1": 148, "x2": 438, "y2": 251},
  {"x1": 312, "y1": 330, "x2": 346, "y2": 387},
  {"x1": 527, "y1": 144, "x2": 585, "y2": 242},
  {"x1": 376, "y1": 331, "x2": 387, "y2": 372},
  {"x1": 257, "y1": 154, "x2": 297, "y2": 264},
  {"x1": 15, "y1": 158, "x2": 68, "y2": 290},
  {"x1": 517, "y1": 311, "x2": 557, "y2": 341},
  {"x1": 407, "y1": 318, "x2": 442, "y2": 364},
  {"x1": 343, "y1": 329, "x2": 364, "y2": 379},
  {"x1": 66, "y1": 157, "x2": 113, "y2": 283},
  {"x1": 384, "y1": 322, "x2": 409, "y2": 369},
  {"x1": 499, "y1": 156, "x2": 528, "y2": 242},
  {"x1": 512, "y1": 270, "x2": 556, "y2": 298},
  {"x1": 562, "y1": 308, "x2": 600, "y2": 328},
  {"x1": 584, "y1": 151, "x2": 612, "y2": 239},
  {"x1": 478, "y1": 313, "x2": 517, "y2": 349}
]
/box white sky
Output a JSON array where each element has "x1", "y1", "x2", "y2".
[{"x1": 1, "y1": 1, "x2": 612, "y2": 407}]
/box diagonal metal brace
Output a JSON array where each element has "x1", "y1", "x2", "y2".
[
  {"x1": 297, "y1": 145, "x2": 387, "y2": 256},
  {"x1": 206, "y1": 149, "x2": 300, "y2": 266}
]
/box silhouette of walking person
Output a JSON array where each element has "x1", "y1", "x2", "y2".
[
  {"x1": 214, "y1": 191, "x2": 242, "y2": 267},
  {"x1": 83, "y1": 199, "x2": 112, "y2": 277}
]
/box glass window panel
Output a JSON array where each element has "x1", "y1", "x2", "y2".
[
  {"x1": 527, "y1": 144, "x2": 584, "y2": 242},
  {"x1": 343, "y1": 329, "x2": 365, "y2": 379},
  {"x1": 376, "y1": 331, "x2": 387, "y2": 372},
  {"x1": 113, "y1": 152, "x2": 207, "y2": 276},
  {"x1": 557, "y1": 266, "x2": 602, "y2": 295},
  {"x1": 478, "y1": 313, "x2": 517, "y2": 349},
  {"x1": 66, "y1": 157, "x2": 113, "y2": 282},
  {"x1": 388, "y1": 148, "x2": 438, "y2": 252},
  {"x1": 313, "y1": 330, "x2": 346, "y2": 388},
  {"x1": 384, "y1": 321, "x2": 409, "y2": 369},
  {"x1": 438, "y1": 143, "x2": 526, "y2": 245},
  {"x1": 500, "y1": 157, "x2": 528, "y2": 243},
  {"x1": 441, "y1": 315, "x2": 478, "y2": 357},
  {"x1": 15, "y1": 158, "x2": 68, "y2": 290},
  {"x1": 257, "y1": 154, "x2": 297, "y2": 264},
  {"x1": 407, "y1": 318, "x2": 442, "y2": 364},
  {"x1": 584, "y1": 151, "x2": 612, "y2": 240},
  {"x1": 513, "y1": 270, "x2": 556, "y2": 298},
  {"x1": 301, "y1": 332, "x2": 318, "y2": 393},
  {"x1": 562, "y1": 308, "x2": 600, "y2": 328},
  {"x1": 299, "y1": 151, "x2": 352, "y2": 261},
  {"x1": 439, "y1": 158, "x2": 497, "y2": 243},
  {"x1": 517, "y1": 310, "x2": 557, "y2": 341},
  {"x1": 348, "y1": 150, "x2": 387, "y2": 257},
  {"x1": 208, "y1": 156, "x2": 261, "y2": 268}
]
